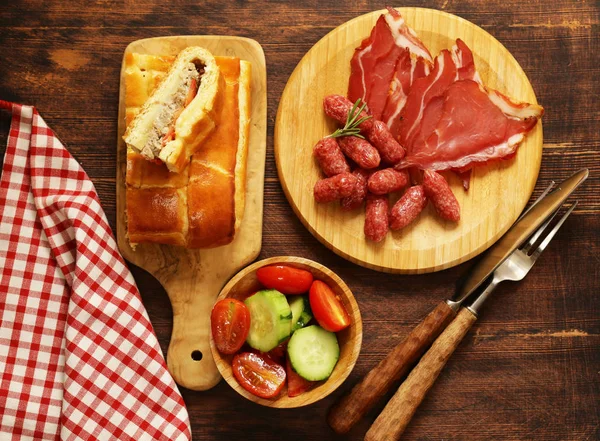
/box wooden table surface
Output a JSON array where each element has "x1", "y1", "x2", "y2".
[{"x1": 1, "y1": 1, "x2": 598, "y2": 440}]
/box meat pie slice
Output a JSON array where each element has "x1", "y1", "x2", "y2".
[{"x1": 124, "y1": 46, "x2": 225, "y2": 173}]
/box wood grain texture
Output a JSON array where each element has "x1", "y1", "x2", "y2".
[
  {"x1": 275, "y1": 7, "x2": 543, "y2": 274},
  {"x1": 365, "y1": 307, "x2": 478, "y2": 441},
  {"x1": 115, "y1": 36, "x2": 267, "y2": 391},
  {"x1": 210, "y1": 256, "x2": 362, "y2": 408},
  {"x1": 0, "y1": 1, "x2": 598, "y2": 440},
  {"x1": 328, "y1": 300, "x2": 455, "y2": 433}
]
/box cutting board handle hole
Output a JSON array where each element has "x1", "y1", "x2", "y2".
[{"x1": 191, "y1": 350, "x2": 203, "y2": 361}]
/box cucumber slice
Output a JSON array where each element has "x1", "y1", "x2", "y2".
[
  {"x1": 287, "y1": 325, "x2": 339, "y2": 381},
  {"x1": 244, "y1": 289, "x2": 292, "y2": 352},
  {"x1": 289, "y1": 296, "x2": 313, "y2": 332}
]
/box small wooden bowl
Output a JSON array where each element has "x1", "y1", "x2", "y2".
[{"x1": 210, "y1": 256, "x2": 363, "y2": 408}]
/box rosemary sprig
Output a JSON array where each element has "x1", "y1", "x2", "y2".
[{"x1": 327, "y1": 98, "x2": 372, "y2": 139}]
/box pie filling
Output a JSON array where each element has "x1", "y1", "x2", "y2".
[{"x1": 141, "y1": 61, "x2": 205, "y2": 160}]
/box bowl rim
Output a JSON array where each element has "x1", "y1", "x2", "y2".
[{"x1": 209, "y1": 255, "x2": 363, "y2": 408}]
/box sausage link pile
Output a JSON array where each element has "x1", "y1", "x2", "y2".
[{"x1": 313, "y1": 95, "x2": 461, "y2": 242}]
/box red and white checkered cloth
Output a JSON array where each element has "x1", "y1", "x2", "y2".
[{"x1": 0, "y1": 101, "x2": 191, "y2": 440}]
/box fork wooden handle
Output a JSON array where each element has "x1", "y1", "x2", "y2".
[
  {"x1": 365, "y1": 308, "x2": 478, "y2": 441},
  {"x1": 327, "y1": 301, "x2": 455, "y2": 434}
]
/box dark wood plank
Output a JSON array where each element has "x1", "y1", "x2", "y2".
[{"x1": 1, "y1": 0, "x2": 598, "y2": 439}]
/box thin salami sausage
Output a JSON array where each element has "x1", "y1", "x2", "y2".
[
  {"x1": 338, "y1": 136, "x2": 380, "y2": 169},
  {"x1": 368, "y1": 168, "x2": 409, "y2": 195},
  {"x1": 323, "y1": 95, "x2": 374, "y2": 132},
  {"x1": 314, "y1": 172, "x2": 358, "y2": 203},
  {"x1": 367, "y1": 120, "x2": 406, "y2": 164},
  {"x1": 364, "y1": 194, "x2": 389, "y2": 242},
  {"x1": 313, "y1": 137, "x2": 350, "y2": 177},
  {"x1": 422, "y1": 170, "x2": 460, "y2": 221},
  {"x1": 390, "y1": 186, "x2": 428, "y2": 230},
  {"x1": 340, "y1": 168, "x2": 370, "y2": 210}
]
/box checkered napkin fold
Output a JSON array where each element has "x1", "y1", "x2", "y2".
[{"x1": 0, "y1": 101, "x2": 191, "y2": 440}]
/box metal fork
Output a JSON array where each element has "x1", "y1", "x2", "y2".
[
  {"x1": 468, "y1": 199, "x2": 578, "y2": 314},
  {"x1": 365, "y1": 199, "x2": 579, "y2": 441}
]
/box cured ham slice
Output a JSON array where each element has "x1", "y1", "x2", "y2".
[
  {"x1": 392, "y1": 36, "x2": 543, "y2": 175},
  {"x1": 454, "y1": 169, "x2": 472, "y2": 191},
  {"x1": 396, "y1": 79, "x2": 544, "y2": 171},
  {"x1": 381, "y1": 49, "x2": 431, "y2": 137},
  {"x1": 384, "y1": 7, "x2": 433, "y2": 62},
  {"x1": 452, "y1": 38, "x2": 481, "y2": 83},
  {"x1": 348, "y1": 7, "x2": 432, "y2": 121},
  {"x1": 379, "y1": 9, "x2": 436, "y2": 137},
  {"x1": 395, "y1": 39, "x2": 480, "y2": 147},
  {"x1": 397, "y1": 49, "x2": 458, "y2": 150},
  {"x1": 347, "y1": 14, "x2": 403, "y2": 121},
  {"x1": 450, "y1": 38, "x2": 480, "y2": 189}
]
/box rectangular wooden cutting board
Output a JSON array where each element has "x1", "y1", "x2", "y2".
[{"x1": 115, "y1": 36, "x2": 266, "y2": 391}]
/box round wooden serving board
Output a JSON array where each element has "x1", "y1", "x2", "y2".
[
  {"x1": 116, "y1": 36, "x2": 267, "y2": 391},
  {"x1": 275, "y1": 7, "x2": 543, "y2": 274}
]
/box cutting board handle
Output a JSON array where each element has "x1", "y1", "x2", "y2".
[{"x1": 162, "y1": 273, "x2": 224, "y2": 391}]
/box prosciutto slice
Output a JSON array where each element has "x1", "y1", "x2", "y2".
[
  {"x1": 384, "y1": 7, "x2": 433, "y2": 61},
  {"x1": 450, "y1": 38, "x2": 481, "y2": 188},
  {"x1": 391, "y1": 36, "x2": 543, "y2": 174},
  {"x1": 397, "y1": 49, "x2": 458, "y2": 150},
  {"x1": 397, "y1": 79, "x2": 543, "y2": 172},
  {"x1": 397, "y1": 40, "x2": 482, "y2": 149},
  {"x1": 381, "y1": 49, "x2": 431, "y2": 137},
  {"x1": 452, "y1": 38, "x2": 481, "y2": 83},
  {"x1": 348, "y1": 7, "x2": 432, "y2": 120}
]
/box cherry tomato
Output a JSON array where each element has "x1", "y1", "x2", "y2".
[
  {"x1": 211, "y1": 299, "x2": 250, "y2": 354},
  {"x1": 309, "y1": 280, "x2": 351, "y2": 332},
  {"x1": 256, "y1": 265, "x2": 314, "y2": 295},
  {"x1": 232, "y1": 352, "x2": 286, "y2": 399},
  {"x1": 286, "y1": 356, "x2": 314, "y2": 398}
]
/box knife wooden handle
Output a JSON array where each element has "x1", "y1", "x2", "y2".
[
  {"x1": 365, "y1": 308, "x2": 478, "y2": 441},
  {"x1": 327, "y1": 301, "x2": 455, "y2": 434}
]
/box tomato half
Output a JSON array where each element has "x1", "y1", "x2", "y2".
[
  {"x1": 211, "y1": 299, "x2": 251, "y2": 354},
  {"x1": 286, "y1": 356, "x2": 314, "y2": 398},
  {"x1": 232, "y1": 352, "x2": 286, "y2": 399},
  {"x1": 308, "y1": 280, "x2": 351, "y2": 332},
  {"x1": 256, "y1": 265, "x2": 314, "y2": 295}
]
